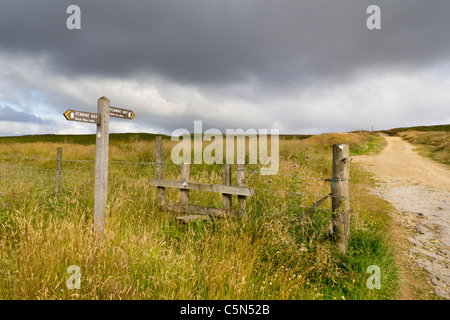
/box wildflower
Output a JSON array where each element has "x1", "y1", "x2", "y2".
[
  {"x1": 306, "y1": 155, "x2": 310, "y2": 159},
  {"x1": 268, "y1": 179, "x2": 272, "y2": 183},
  {"x1": 293, "y1": 164, "x2": 297, "y2": 168}
]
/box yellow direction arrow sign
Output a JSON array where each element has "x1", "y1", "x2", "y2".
[
  {"x1": 63, "y1": 109, "x2": 100, "y2": 124},
  {"x1": 110, "y1": 106, "x2": 135, "y2": 120}
]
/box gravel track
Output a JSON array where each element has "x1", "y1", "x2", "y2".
[{"x1": 353, "y1": 134, "x2": 449, "y2": 299}]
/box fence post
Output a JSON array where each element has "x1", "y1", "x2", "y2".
[
  {"x1": 331, "y1": 144, "x2": 351, "y2": 253},
  {"x1": 222, "y1": 164, "x2": 232, "y2": 212},
  {"x1": 237, "y1": 163, "x2": 247, "y2": 217},
  {"x1": 94, "y1": 96, "x2": 110, "y2": 235},
  {"x1": 155, "y1": 136, "x2": 165, "y2": 207},
  {"x1": 180, "y1": 162, "x2": 190, "y2": 207},
  {"x1": 55, "y1": 147, "x2": 62, "y2": 193}
]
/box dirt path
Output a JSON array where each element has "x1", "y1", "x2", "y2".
[{"x1": 352, "y1": 134, "x2": 450, "y2": 299}]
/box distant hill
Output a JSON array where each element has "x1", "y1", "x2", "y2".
[
  {"x1": 0, "y1": 133, "x2": 166, "y2": 145},
  {"x1": 0, "y1": 124, "x2": 447, "y2": 144},
  {"x1": 0, "y1": 132, "x2": 313, "y2": 145},
  {"x1": 382, "y1": 124, "x2": 450, "y2": 136}
]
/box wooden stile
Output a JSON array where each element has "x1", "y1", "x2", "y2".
[
  {"x1": 180, "y1": 162, "x2": 190, "y2": 206},
  {"x1": 151, "y1": 139, "x2": 252, "y2": 221},
  {"x1": 222, "y1": 164, "x2": 232, "y2": 211},
  {"x1": 237, "y1": 163, "x2": 246, "y2": 217},
  {"x1": 148, "y1": 179, "x2": 254, "y2": 197}
]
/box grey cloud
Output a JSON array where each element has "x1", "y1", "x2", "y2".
[
  {"x1": 111, "y1": 108, "x2": 272, "y2": 135},
  {"x1": 0, "y1": 105, "x2": 48, "y2": 124},
  {"x1": 1, "y1": 0, "x2": 450, "y2": 89}
]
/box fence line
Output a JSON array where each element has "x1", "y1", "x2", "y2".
[
  {"x1": 0, "y1": 155, "x2": 352, "y2": 199},
  {"x1": 0, "y1": 154, "x2": 162, "y2": 165},
  {"x1": 243, "y1": 168, "x2": 351, "y2": 183},
  {"x1": 0, "y1": 155, "x2": 348, "y2": 183},
  {"x1": 0, "y1": 157, "x2": 346, "y2": 195},
  {"x1": 0, "y1": 158, "x2": 338, "y2": 203},
  {"x1": 0, "y1": 142, "x2": 352, "y2": 252}
]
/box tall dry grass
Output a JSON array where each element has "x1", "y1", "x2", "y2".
[{"x1": 0, "y1": 132, "x2": 399, "y2": 299}]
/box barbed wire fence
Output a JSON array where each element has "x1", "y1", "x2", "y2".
[
  {"x1": 0, "y1": 151, "x2": 346, "y2": 218},
  {"x1": 0, "y1": 142, "x2": 357, "y2": 252},
  {"x1": 0, "y1": 154, "x2": 158, "y2": 196}
]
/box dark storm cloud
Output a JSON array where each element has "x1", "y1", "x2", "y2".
[{"x1": 1, "y1": 0, "x2": 450, "y2": 88}]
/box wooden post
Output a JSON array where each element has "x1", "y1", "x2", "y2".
[
  {"x1": 155, "y1": 136, "x2": 165, "y2": 207},
  {"x1": 331, "y1": 144, "x2": 350, "y2": 253},
  {"x1": 222, "y1": 164, "x2": 232, "y2": 212},
  {"x1": 236, "y1": 163, "x2": 247, "y2": 217},
  {"x1": 55, "y1": 147, "x2": 62, "y2": 193},
  {"x1": 237, "y1": 164, "x2": 246, "y2": 217},
  {"x1": 94, "y1": 97, "x2": 110, "y2": 235},
  {"x1": 180, "y1": 162, "x2": 190, "y2": 207}
]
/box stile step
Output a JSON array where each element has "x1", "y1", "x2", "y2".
[{"x1": 176, "y1": 215, "x2": 211, "y2": 224}]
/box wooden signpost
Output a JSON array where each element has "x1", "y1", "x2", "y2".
[{"x1": 63, "y1": 97, "x2": 135, "y2": 234}]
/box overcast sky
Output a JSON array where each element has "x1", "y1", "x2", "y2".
[{"x1": 0, "y1": 0, "x2": 449, "y2": 136}]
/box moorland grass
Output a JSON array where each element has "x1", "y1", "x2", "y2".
[
  {"x1": 397, "y1": 130, "x2": 450, "y2": 167},
  {"x1": 0, "y1": 132, "x2": 399, "y2": 299}
]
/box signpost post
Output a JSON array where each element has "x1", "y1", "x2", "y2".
[
  {"x1": 94, "y1": 97, "x2": 110, "y2": 235},
  {"x1": 63, "y1": 97, "x2": 135, "y2": 235}
]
